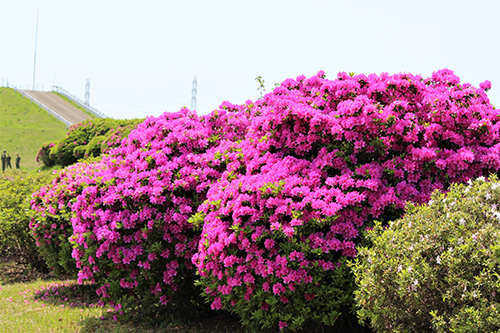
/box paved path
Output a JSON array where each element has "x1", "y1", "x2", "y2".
[{"x1": 23, "y1": 90, "x2": 91, "y2": 125}]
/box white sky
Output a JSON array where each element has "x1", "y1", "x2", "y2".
[{"x1": 1, "y1": 0, "x2": 499, "y2": 119}]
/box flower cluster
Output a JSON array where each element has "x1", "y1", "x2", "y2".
[
  {"x1": 31, "y1": 160, "x2": 107, "y2": 275},
  {"x1": 66, "y1": 107, "x2": 252, "y2": 309},
  {"x1": 193, "y1": 69, "x2": 500, "y2": 331}
]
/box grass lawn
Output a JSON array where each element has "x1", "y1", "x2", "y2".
[
  {"x1": 0, "y1": 258, "x2": 363, "y2": 333},
  {"x1": 0, "y1": 88, "x2": 68, "y2": 171},
  {"x1": 0, "y1": 260, "x2": 248, "y2": 333}
]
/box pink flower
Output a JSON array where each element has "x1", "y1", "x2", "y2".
[
  {"x1": 480, "y1": 80, "x2": 492, "y2": 91},
  {"x1": 272, "y1": 283, "x2": 284, "y2": 295},
  {"x1": 211, "y1": 297, "x2": 222, "y2": 310},
  {"x1": 264, "y1": 239, "x2": 275, "y2": 249},
  {"x1": 305, "y1": 293, "x2": 315, "y2": 301}
]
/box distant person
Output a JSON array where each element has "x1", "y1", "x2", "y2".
[
  {"x1": 1, "y1": 151, "x2": 6, "y2": 173},
  {"x1": 6, "y1": 154, "x2": 12, "y2": 169},
  {"x1": 15, "y1": 154, "x2": 21, "y2": 169}
]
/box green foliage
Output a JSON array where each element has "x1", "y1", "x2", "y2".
[
  {"x1": 0, "y1": 87, "x2": 67, "y2": 171},
  {"x1": 73, "y1": 145, "x2": 87, "y2": 161},
  {"x1": 255, "y1": 76, "x2": 266, "y2": 99},
  {"x1": 353, "y1": 176, "x2": 500, "y2": 333},
  {"x1": 212, "y1": 257, "x2": 358, "y2": 332},
  {"x1": 0, "y1": 171, "x2": 52, "y2": 271},
  {"x1": 41, "y1": 117, "x2": 143, "y2": 167},
  {"x1": 85, "y1": 135, "x2": 107, "y2": 158}
]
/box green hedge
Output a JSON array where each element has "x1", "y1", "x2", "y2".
[
  {"x1": 38, "y1": 118, "x2": 143, "y2": 167},
  {"x1": 0, "y1": 171, "x2": 52, "y2": 271}
]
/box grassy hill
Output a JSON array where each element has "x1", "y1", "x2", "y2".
[{"x1": 0, "y1": 87, "x2": 68, "y2": 171}]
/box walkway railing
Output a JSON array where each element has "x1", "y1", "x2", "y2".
[
  {"x1": 52, "y1": 85, "x2": 108, "y2": 118},
  {"x1": 1, "y1": 79, "x2": 44, "y2": 91}
]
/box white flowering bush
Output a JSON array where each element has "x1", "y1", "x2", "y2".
[{"x1": 353, "y1": 176, "x2": 500, "y2": 333}]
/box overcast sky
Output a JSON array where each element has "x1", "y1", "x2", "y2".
[{"x1": 1, "y1": 0, "x2": 499, "y2": 119}]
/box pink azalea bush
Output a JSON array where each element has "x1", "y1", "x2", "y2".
[
  {"x1": 66, "y1": 107, "x2": 252, "y2": 314},
  {"x1": 192, "y1": 69, "x2": 500, "y2": 331},
  {"x1": 36, "y1": 142, "x2": 56, "y2": 167},
  {"x1": 30, "y1": 159, "x2": 106, "y2": 275},
  {"x1": 30, "y1": 69, "x2": 499, "y2": 331}
]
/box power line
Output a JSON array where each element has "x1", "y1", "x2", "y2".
[
  {"x1": 91, "y1": 98, "x2": 175, "y2": 111},
  {"x1": 93, "y1": 88, "x2": 184, "y2": 104}
]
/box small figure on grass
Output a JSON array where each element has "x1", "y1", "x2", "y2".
[
  {"x1": 6, "y1": 154, "x2": 12, "y2": 169},
  {"x1": 15, "y1": 154, "x2": 21, "y2": 169},
  {"x1": 1, "y1": 151, "x2": 6, "y2": 172}
]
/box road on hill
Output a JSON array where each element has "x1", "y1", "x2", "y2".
[{"x1": 23, "y1": 90, "x2": 91, "y2": 125}]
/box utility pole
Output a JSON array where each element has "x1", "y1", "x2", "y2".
[
  {"x1": 85, "y1": 79, "x2": 90, "y2": 106},
  {"x1": 191, "y1": 76, "x2": 197, "y2": 111},
  {"x1": 32, "y1": 6, "x2": 39, "y2": 90}
]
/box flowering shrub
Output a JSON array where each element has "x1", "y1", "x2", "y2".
[
  {"x1": 193, "y1": 70, "x2": 500, "y2": 331},
  {"x1": 67, "y1": 107, "x2": 252, "y2": 314},
  {"x1": 30, "y1": 158, "x2": 106, "y2": 275},
  {"x1": 36, "y1": 142, "x2": 57, "y2": 167},
  {"x1": 0, "y1": 171, "x2": 52, "y2": 271},
  {"x1": 353, "y1": 176, "x2": 500, "y2": 333},
  {"x1": 29, "y1": 69, "x2": 499, "y2": 330},
  {"x1": 99, "y1": 120, "x2": 144, "y2": 154}
]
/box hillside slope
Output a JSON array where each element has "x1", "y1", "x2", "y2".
[{"x1": 0, "y1": 88, "x2": 68, "y2": 171}]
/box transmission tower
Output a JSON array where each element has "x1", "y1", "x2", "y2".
[
  {"x1": 85, "y1": 79, "x2": 90, "y2": 106},
  {"x1": 191, "y1": 76, "x2": 197, "y2": 111}
]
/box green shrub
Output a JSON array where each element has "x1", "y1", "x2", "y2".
[
  {"x1": 84, "y1": 135, "x2": 106, "y2": 158},
  {"x1": 73, "y1": 145, "x2": 87, "y2": 160},
  {"x1": 37, "y1": 118, "x2": 143, "y2": 167},
  {"x1": 0, "y1": 171, "x2": 52, "y2": 271},
  {"x1": 353, "y1": 176, "x2": 500, "y2": 333}
]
